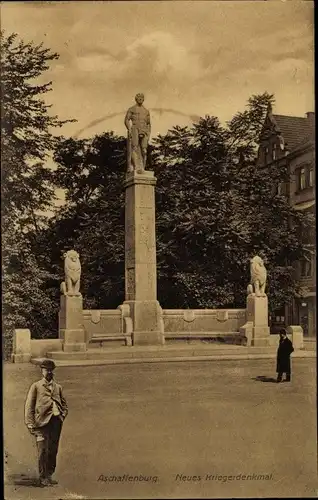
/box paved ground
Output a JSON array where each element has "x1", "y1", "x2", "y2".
[{"x1": 4, "y1": 358, "x2": 317, "y2": 499}]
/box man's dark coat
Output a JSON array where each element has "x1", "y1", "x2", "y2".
[{"x1": 276, "y1": 337, "x2": 294, "y2": 373}]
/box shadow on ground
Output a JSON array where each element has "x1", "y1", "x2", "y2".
[
  {"x1": 252, "y1": 375, "x2": 277, "y2": 383},
  {"x1": 4, "y1": 450, "x2": 40, "y2": 488},
  {"x1": 6, "y1": 473, "x2": 40, "y2": 487}
]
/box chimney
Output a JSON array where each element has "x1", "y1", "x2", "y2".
[
  {"x1": 306, "y1": 111, "x2": 315, "y2": 122},
  {"x1": 306, "y1": 112, "x2": 315, "y2": 137}
]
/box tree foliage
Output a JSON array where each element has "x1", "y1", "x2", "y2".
[
  {"x1": 152, "y1": 103, "x2": 309, "y2": 311},
  {"x1": 1, "y1": 31, "x2": 74, "y2": 357},
  {"x1": 41, "y1": 132, "x2": 127, "y2": 309}
]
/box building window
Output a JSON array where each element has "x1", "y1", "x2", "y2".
[
  {"x1": 272, "y1": 144, "x2": 277, "y2": 161},
  {"x1": 300, "y1": 168, "x2": 306, "y2": 190},
  {"x1": 300, "y1": 258, "x2": 312, "y2": 278},
  {"x1": 296, "y1": 165, "x2": 314, "y2": 191}
]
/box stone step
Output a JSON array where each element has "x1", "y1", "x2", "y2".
[
  {"x1": 304, "y1": 342, "x2": 316, "y2": 351},
  {"x1": 88, "y1": 332, "x2": 245, "y2": 347},
  {"x1": 30, "y1": 348, "x2": 316, "y2": 367},
  {"x1": 33, "y1": 344, "x2": 274, "y2": 363},
  {"x1": 30, "y1": 341, "x2": 316, "y2": 367},
  {"x1": 303, "y1": 339, "x2": 316, "y2": 351},
  {"x1": 47, "y1": 344, "x2": 273, "y2": 359},
  {"x1": 165, "y1": 333, "x2": 246, "y2": 345}
]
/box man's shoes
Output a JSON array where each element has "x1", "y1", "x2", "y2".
[
  {"x1": 48, "y1": 476, "x2": 59, "y2": 485},
  {"x1": 38, "y1": 478, "x2": 50, "y2": 487}
]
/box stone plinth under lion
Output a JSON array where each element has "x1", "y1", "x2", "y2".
[
  {"x1": 245, "y1": 255, "x2": 270, "y2": 346},
  {"x1": 59, "y1": 250, "x2": 86, "y2": 352}
]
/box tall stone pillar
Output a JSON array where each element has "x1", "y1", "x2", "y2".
[{"x1": 123, "y1": 170, "x2": 164, "y2": 345}]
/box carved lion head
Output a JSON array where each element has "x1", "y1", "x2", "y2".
[
  {"x1": 63, "y1": 250, "x2": 80, "y2": 263},
  {"x1": 251, "y1": 255, "x2": 264, "y2": 267},
  {"x1": 250, "y1": 255, "x2": 266, "y2": 283}
]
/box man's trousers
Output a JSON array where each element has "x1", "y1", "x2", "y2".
[{"x1": 35, "y1": 416, "x2": 63, "y2": 479}]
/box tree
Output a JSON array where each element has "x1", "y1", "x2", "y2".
[
  {"x1": 151, "y1": 96, "x2": 312, "y2": 313},
  {"x1": 1, "y1": 31, "x2": 74, "y2": 357},
  {"x1": 44, "y1": 132, "x2": 127, "y2": 309},
  {"x1": 226, "y1": 91, "x2": 275, "y2": 162}
]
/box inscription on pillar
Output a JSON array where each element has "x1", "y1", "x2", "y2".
[
  {"x1": 138, "y1": 212, "x2": 156, "y2": 252},
  {"x1": 147, "y1": 268, "x2": 155, "y2": 293},
  {"x1": 136, "y1": 189, "x2": 154, "y2": 209},
  {"x1": 139, "y1": 224, "x2": 153, "y2": 250},
  {"x1": 126, "y1": 268, "x2": 136, "y2": 299}
]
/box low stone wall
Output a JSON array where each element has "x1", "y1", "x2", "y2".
[
  {"x1": 83, "y1": 309, "x2": 123, "y2": 342},
  {"x1": 31, "y1": 339, "x2": 63, "y2": 358},
  {"x1": 11, "y1": 330, "x2": 63, "y2": 363},
  {"x1": 268, "y1": 327, "x2": 304, "y2": 349},
  {"x1": 163, "y1": 309, "x2": 247, "y2": 342},
  {"x1": 287, "y1": 325, "x2": 304, "y2": 349}
]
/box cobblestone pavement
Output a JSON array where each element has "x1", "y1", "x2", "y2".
[{"x1": 4, "y1": 358, "x2": 317, "y2": 499}]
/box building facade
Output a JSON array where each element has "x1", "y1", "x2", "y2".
[{"x1": 257, "y1": 106, "x2": 315, "y2": 337}]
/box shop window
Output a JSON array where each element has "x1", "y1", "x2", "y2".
[{"x1": 275, "y1": 316, "x2": 285, "y2": 323}]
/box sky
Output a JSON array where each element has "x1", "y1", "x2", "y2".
[{"x1": 2, "y1": 0, "x2": 315, "y2": 142}]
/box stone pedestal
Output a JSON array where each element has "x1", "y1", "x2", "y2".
[
  {"x1": 123, "y1": 171, "x2": 164, "y2": 346},
  {"x1": 287, "y1": 325, "x2": 304, "y2": 349},
  {"x1": 59, "y1": 295, "x2": 87, "y2": 352},
  {"x1": 11, "y1": 329, "x2": 31, "y2": 363},
  {"x1": 246, "y1": 294, "x2": 270, "y2": 346}
]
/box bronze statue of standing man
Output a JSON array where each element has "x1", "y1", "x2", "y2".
[{"x1": 124, "y1": 93, "x2": 151, "y2": 173}]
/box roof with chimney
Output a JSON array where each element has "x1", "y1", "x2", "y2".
[{"x1": 261, "y1": 105, "x2": 315, "y2": 152}]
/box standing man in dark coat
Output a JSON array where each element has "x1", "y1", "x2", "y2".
[
  {"x1": 25, "y1": 359, "x2": 68, "y2": 487},
  {"x1": 276, "y1": 329, "x2": 294, "y2": 383}
]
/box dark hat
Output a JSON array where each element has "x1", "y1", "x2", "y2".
[
  {"x1": 279, "y1": 328, "x2": 287, "y2": 335},
  {"x1": 40, "y1": 359, "x2": 56, "y2": 370}
]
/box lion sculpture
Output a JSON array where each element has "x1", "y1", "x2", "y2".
[
  {"x1": 247, "y1": 255, "x2": 267, "y2": 297},
  {"x1": 60, "y1": 250, "x2": 81, "y2": 296}
]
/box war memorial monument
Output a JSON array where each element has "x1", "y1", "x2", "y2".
[{"x1": 11, "y1": 94, "x2": 304, "y2": 364}]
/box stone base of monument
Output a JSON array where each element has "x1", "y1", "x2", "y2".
[
  {"x1": 12, "y1": 353, "x2": 32, "y2": 363},
  {"x1": 246, "y1": 294, "x2": 270, "y2": 347},
  {"x1": 123, "y1": 300, "x2": 165, "y2": 346},
  {"x1": 11, "y1": 329, "x2": 31, "y2": 363},
  {"x1": 60, "y1": 329, "x2": 87, "y2": 352},
  {"x1": 250, "y1": 327, "x2": 271, "y2": 347},
  {"x1": 59, "y1": 295, "x2": 87, "y2": 352},
  {"x1": 132, "y1": 331, "x2": 163, "y2": 346}
]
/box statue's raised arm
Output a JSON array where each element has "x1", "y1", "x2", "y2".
[{"x1": 124, "y1": 93, "x2": 151, "y2": 173}]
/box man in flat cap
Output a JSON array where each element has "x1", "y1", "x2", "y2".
[{"x1": 25, "y1": 359, "x2": 68, "y2": 487}]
